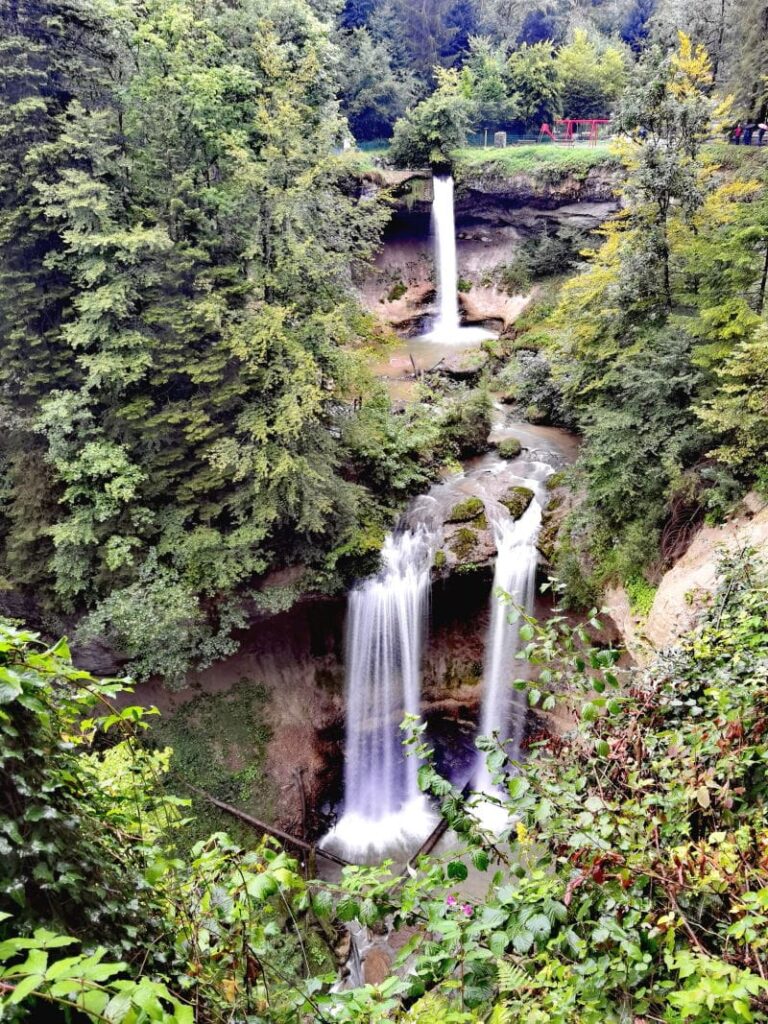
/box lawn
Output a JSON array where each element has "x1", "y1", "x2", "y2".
[{"x1": 453, "y1": 142, "x2": 619, "y2": 177}]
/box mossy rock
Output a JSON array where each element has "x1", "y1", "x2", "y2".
[
  {"x1": 433, "y1": 549, "x2": 447, "y2": 569},
  {"x1": 497, "y1": 437, "x2": 522, "y2": 460},
  {"x1": 500, "y1": 485, "x2": 534, "y2": 519},
  {"x1": 446, "y1": 497, "x2": 485, "y2": 523},
  {"x1": 537, "y1": 494, "x2": 564, "y2": 562},
  {"x1": 545, "y1": 470, "x2": 566, "y2": 491},
  {"x1": 449, "y1": 527, "x2": 478, "y2": 561},
  {"x1": 525, "y1": 403, "x2": 548, "y2": 425}
]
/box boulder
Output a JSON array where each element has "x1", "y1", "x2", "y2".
[
  {"x1": 440, "y1": 348, "x2": 489, "y2": 380},
  {"x1": 446, "y1": 496, "x2": 485, "y2": 523},
  {"x1": 500, "y1": 485, "x2": 534, "y2": 519},
  {"x1": 496, "y1": 437, "x2": 522, "y2": 460}
]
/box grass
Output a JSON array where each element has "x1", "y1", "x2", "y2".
[{"x1": 453, "y1": 142, "x2": 619, "y2": 179}]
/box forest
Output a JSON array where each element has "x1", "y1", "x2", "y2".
[{"x1": 2, "y1": 0, "x2": 768, "y2": 1021}]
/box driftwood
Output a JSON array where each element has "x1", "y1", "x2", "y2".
[{"x1": 183, "y1": 783, "x2": 350, "y2": 868}]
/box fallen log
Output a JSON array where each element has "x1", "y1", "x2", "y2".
[{"x1": 182, "y1": 783, "x2": 351, "y2": 868}]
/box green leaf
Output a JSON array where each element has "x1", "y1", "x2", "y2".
[
  {"x1": 8, "y1": 973, "x2": 43, "y2": 1004},
  {"x1": 447, "y1": 861, "x2": 468, "y2": 882}
]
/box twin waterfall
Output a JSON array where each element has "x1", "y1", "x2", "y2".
[{"x1": 324, "y1": 176, "x2": 548, "y2": 861}]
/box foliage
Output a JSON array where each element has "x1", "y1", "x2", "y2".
[
  {"x1": 555, "y1": 29, "x2": 628, "y2": 118},
  {"x1": 390, "y1": 68, "x2": 475, "y2": 167},
  {"x1": 0, "y1": 0, "x2": 463, "y2": 683},
  {"x1": 4, "y1": 554, "x2": 768, "y2": 1022}
]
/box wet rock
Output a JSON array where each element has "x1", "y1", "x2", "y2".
[
  {"x1": 500, "y1": 485, "x2": 534, "y2": 519},
  {"x1": 333, "y1": 929, "x2": 352, "y2": 966},
  {"x1": 538, "y1": 492, "x2": 565, "y2": 564},
  {"x1": 449, "y1": 526, "x2": 480, "y2": 561},
  {"x1": 363, "y1": 947, "x2": 392, "y2": 985}
]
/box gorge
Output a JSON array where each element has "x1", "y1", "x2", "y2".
[{"x1": 136, "y1": 166, "x2": 584, "y2": 862}]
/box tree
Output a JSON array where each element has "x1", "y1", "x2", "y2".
[
  {"x1": 0, "y1": 0, "x2": 391, "y2": 681},
  {"x1": 390, "y1": 67, "x2": 475, "y2": 166},
  {"x1": 337, "y1": 28, "x2": 416, "y2": 139},
  {"x1": 556, "y1": 29, "x2": 628, "y2": 118},
  {"x1": 463, "y1": 35, "x2": 516, "y2": 126},
  {"x1": 506, "y1": 41, "x2": 562, "y2": 130}
]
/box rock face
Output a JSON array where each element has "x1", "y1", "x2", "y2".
[
  {"x1": 607, "y1": 494, "x2": 768, "y2": 659},
  {"x1": 357, "y1": 164, "x2": 621, "y2": 330},
  {"x1": 647, "y1": 496, "x2": 768, "y2": 649}
]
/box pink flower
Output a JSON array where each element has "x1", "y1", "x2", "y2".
[
  {"x1": 462, "y1": 904, "x2": 473, "y2": 917},
  {"x1": 446, "y1": 895, "x2": 457, "y2": 906}
]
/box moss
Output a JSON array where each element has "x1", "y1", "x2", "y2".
[
  {"x1": 545, "y1": 471, "x2": 566, "y2": 491},
  {"x1": 443, "y1": 658, "x2": 483, "y2": 689},
  {"x1": 500, "y1": 485, "x2": 535, "y2": 519},
  {"x1": 447, "y1": 496, "x2": 485, "y2": 523},
  {"x1": 148, "y1": 678, "x2": 278, "y2": 850},
  {"x1": 497, "y1": 437, "x2": 522, "y2": 460},
  {"x1": 457, "y1": 277, "x2": 473, "y2": 293},
  {"x1": 386, "y1": 280, "x2": 407, "y2": 302},
  {"x1": 433, "y1": 549, "x2": 447, "y2": 569},
  {"x1": 449, "y1": 527, "x2": 478, "y2": 561}
]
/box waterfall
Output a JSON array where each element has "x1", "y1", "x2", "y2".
[
  {"x1": 322, "y1": 526, "x2": 437, "y2": 861},
  {"x1": 430, "y1": 174, "x2": 461, "y2": 340},
  {"x1": 475, "y1": 465, "x2": 552, "y2": 805},
  {"x1": 425, "y1": 174, "x2": 493, "y2": 344}
]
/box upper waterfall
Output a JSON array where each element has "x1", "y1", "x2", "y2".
[
  {"x1": 424, "y1": 174, "x2": 493, "y2": 344},
  {"x1": 431, "y1": 175, "x2": 461, "y2": 338}
]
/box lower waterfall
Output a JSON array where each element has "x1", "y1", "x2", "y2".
[
  {"x1": 322, "y1": 526, "x2": 438, "y2": 861},
  {"x1": 475, "y1": 462, "x2": 552, "y2": 807}
]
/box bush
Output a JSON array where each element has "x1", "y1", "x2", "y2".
[{"x1": 438, "y1": 388, "x2": 493, "y2": 457}]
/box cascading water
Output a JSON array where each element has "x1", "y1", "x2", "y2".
[
  {"x1": 322, "y1": 526, "x2": 438, "y2": 861},
  {"x1": 475, "y1": 463, "x2": 553, "y2": 809},
  {"x1": 425, "y1": 174, "x2": 493, "y2": 344}
]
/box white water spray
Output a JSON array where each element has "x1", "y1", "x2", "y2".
[{"x1": 322, "y1": 527, "x2": 438, "y2": 861}]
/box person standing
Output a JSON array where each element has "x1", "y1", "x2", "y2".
[
  {"x1": 759, "y1": 123, "x2": 768, "y2": 146},
  {"x1": 734, "y1": 123, "x2": 743, "y2": 144}
]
